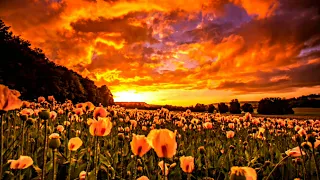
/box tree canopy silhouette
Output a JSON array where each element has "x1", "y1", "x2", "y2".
[
  {"x1": 258, "y1": 98, "x2": 294, "y2": 115},
  {"x1": 229, "y1": 99, "x2": 241, "y2": 114},
  {"x1": 0, "y1": 20, "x2": 114, "y2": 105}
]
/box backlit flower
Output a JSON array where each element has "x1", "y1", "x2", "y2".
[
  {"x1": 226, "y1": 131, "x2": 235, "y2": 138},
  {"x1": 8, "y1": 156, "x2": 33, "y2": 169},
  {"x1": 147, "y1": 129, "x2": 177, "y2": 158},
  {"x1": 230, "y1": 166, "x2": 257, "y2": 180},
  {"x1": 68, "y1": 137, "x2": 83, "y2": 151},
  {"x1": 0, "y1": 85, "x2": 22, "y2": 111},
  {"x1": 130, "y1": 134, "x2": 151, "y2": 157},
  {"x1": 89, "y1": 117, "x2": 113, "y2": 136},
  {"x1": 93, "y1": 107, "x2": 107, "y2": 119},
  {"x1": 179, "y1": 156, "x2": 194, "y2": 173},
  {"x1": 285, "y1": 146, "x2": 305, "y2": 157}
]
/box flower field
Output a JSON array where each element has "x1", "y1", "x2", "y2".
[{"x1": 1, "y1": 84, "x2": 320, "y2": 180}]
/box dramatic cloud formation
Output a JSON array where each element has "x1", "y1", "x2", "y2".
[{"x1": 1, "y1": 0, "x2": 320, "y2": 105}]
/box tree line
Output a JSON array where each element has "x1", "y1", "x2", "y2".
[{"x1": 0, "y1": 20, "x2": 114, "y2": 106}]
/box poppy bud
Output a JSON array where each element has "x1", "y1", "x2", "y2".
[
  {"x1": 118, "y1": 133, "x2": 125, "y2": 141},
  {"x1": 306, "y1": 134, "x2": 316, "y2": 144},
  {"x1": 137, "y1": 166, "x2": 143, "y2": 173},
  {"x1": 198, "y1": 146, "x2": 206, "y2": 154},
  {"x1": 264, "y1": 161, "x2": 271, "y2": 167},
  {"x1": 49, "y1": 138, "x2": 61, "y2": 149},
  {"x1": 20, "y1": 115, "x2": 28, "y2": 121},
  {"x1": 296, "y1": 158, "x2": 303, "y2": 165},
  {"x1": 26, "y1": 118, "x2": 34, "y2": 126},
  {"x1": 252, "y1": 128, "x2": 257, "y2": 133},
  {"x1": 39, "y1": 110, "x2": 50, "y2": 120}
]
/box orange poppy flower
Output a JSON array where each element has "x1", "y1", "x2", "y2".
[
  {"x1": 0, "y1": 85, "x2": 22, "y2": 111},
  {"x1": 89, "y1": 117, "x2": 113, "y2": 136},
  {"x1": 147, "y1": 129, "x2": 177, "y2": 158},
  {"x1": 285, "y1": 146, "x2": 305, "y2": 157},
  {"x1": 130, "y1": 134, "x2": 151, "y2": 157},
  {"x1": 93, "y1": 107, "x2": 107, "y2": 119},
  {"x1": 137, "y1": 176, "x2": 149, "y2": 180},
  {"x1": 8, "y1": 156, "x2": 33, "y2": 169},
  {"x1": 179, "y1": 156, "x2": 194, "y2": 173},
  {"x1": 68, "y1": 137, "x2": 83, "y2": 151},
  {"x1": 230, "y1": 166, "x2": 257, "y2": 180}
]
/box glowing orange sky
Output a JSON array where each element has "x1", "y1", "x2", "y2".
[{"x1": 1, "y1": 0, "x2": 320, "y2": 105}]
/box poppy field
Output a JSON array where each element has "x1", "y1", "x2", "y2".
[{"x1": 1, "y1": 84, "x2": 320, "y2": 180}]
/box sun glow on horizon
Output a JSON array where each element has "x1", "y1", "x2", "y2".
[{"x1": 113, "y1": 90, "x2": 147, "y2": 102}]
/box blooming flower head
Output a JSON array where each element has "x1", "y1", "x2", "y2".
[
  {"x1": 68, "y1": 137, "x2": 83, "y2": 151},
  {"x1": 38, "y1": 96, "x2": 45, "y2": 103},
  {"x1": 8, "y1": 156, "x2": 33, "y2": 169},
  {"x1": 0, "y1": 85, "x2": 22, "y2": 111},
  {"x1": 230, "y1": 166, "x2": 257, "y2": 180},
  {"x1": 147, "y1": 129, "x2": 177, "y2": 158},
  {"x1": 93, "y1": 107, "x2": 107, "y2": 119},
  {"x1": 179, "y1": 156, "x2": 195, "y2": 173},
  {"x1": 89, "y1": 117, "x2": 113, "y2": 136},
  {"x1": 50, "y1": 111, "x2": 57, "y2": 120},
  {"x1": 56, "y1": 125, "x2": 64, "y2": 132},
  {"x1": 79, "y1": 171, "x2": 86, "y2": 180},
  {"x1": 226, "y1": 131, "x2": 235, "y2": 138},
  {"x1": 20, "y1": 108, "x2": 34, "y2": 116},
  {"x1": 137, "y1": 176, "x2": 149, "y2": 180},
  {"x1": 285, "y1": 146, "x2": 305, "y2": 157},
  {"x1": 130, "y1": 134, "x2": 151, "y2": 157}
]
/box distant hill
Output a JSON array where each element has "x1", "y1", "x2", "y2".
[{"x1": 0, "y1": 20, "x2": 114, "y2": 105}]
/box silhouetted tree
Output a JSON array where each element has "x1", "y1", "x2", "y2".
[
  {"x1": 207, "y1": 104, "x2": 216, "y2": 113},
  {"x1": 218, "y1": 103, "x2": 229, "y2": 113},
  {"x1": 241, "y1": 103, "x2": 254, "y2": 113},
  {"x1": 0, "y1": 19, "x2": 114, "y2": 106},
  {"x1": 229, "y1": 99, "x2": 241, "y2": 114},
  {"x1": 258, "y1": 98, "x2": 294, "y2": 115}
]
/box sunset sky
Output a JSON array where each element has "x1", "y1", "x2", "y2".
[{"x1": 1, "y1": 0, "x2": 320, "y2": 105}]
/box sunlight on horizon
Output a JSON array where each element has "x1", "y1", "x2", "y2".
[{"x1": 113, "y1": 90, "x2": 147, "y2": 102}]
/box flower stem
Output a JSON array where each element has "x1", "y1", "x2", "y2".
[
  {"x1": 0, "y1": 111, "x2": 4, "y2": 179},
  {"x1": 20, "y1": 121, "x2": 25, "y2": 156},
  {"x1": 266, "y1": 156, "x2": 289, "y2": 180},
  {"x1": 53, "y1": 149, "x2": 57, "y2": 180},
  {"x1": 94, "y1": 136, "x2": 98, "y2": 180},
  {"x1": 187, "y1": 173, "x2": 191, "y2": 180},
  {"x1": 68, "y1": 151, "x2": 72, "y2": 180},
  {"x1": 42, "y1": 120, "x2": 48, "y2": 180},
  {"x1": 163, "y1": 158, "x2": 166, "y2": 180},
  {"x1": 312, "y1": 146, "x2": 320, "y2": 180},
  {"x1": 133, "y1": 156, "x2": 138, "y2": 180}
]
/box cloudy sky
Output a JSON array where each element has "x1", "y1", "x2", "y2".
[{"x1": 1, "y1": 0, "x2": 320, "y2": 105}]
